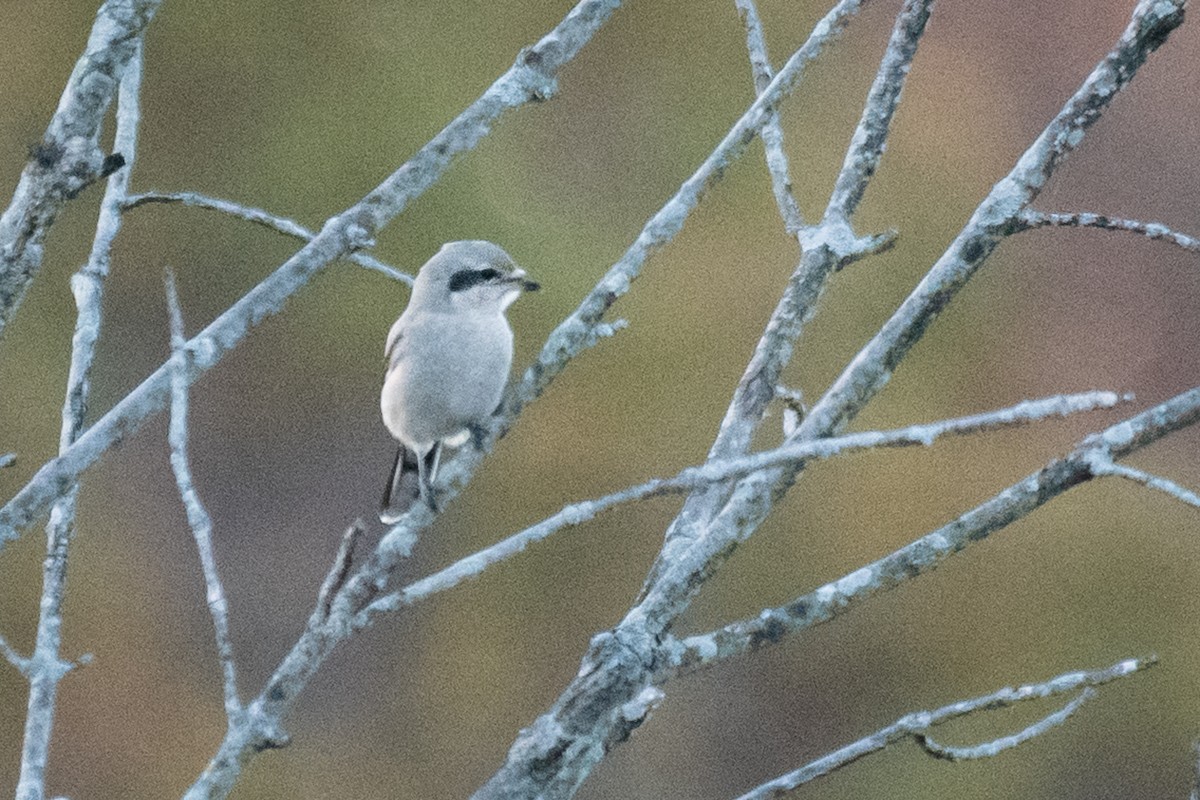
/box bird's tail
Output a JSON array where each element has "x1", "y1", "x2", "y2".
[{"x1": 380, "y1": 445, "x2": 422, "y2": 523}]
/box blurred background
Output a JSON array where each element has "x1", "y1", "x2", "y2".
[{"x1": 1, "y1": 0, "x2": 1199, "y2": 798}]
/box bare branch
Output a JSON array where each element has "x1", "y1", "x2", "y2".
[
  {"x1": 510, "y1": 0, "x2": 870, "y2": 416},
  {"x1": 1018, "y1": 209, "x2": 1200, "y2": 253},
  {"x1": 0, "y1": 453, "x2": 14, "y2": 468},
  {"x1": 15, "y1": 43, "x2": 146, "y2": 800},
  {"x1": 0, "y1": 0, "x2": 163, "y2": 337},
  {"x1": 916, "y1": 689, "x2": 1093, "y2": 762},
  {"x1": 359, "y1": 390, "x2": 1126, "y2": 623},
  {"x1": 1086, "y1": 453, "x2": 1200, "y2": 511},
  {"x1": 640, "y1": 0, "x2": 922, "y2": 594},
  {"x1": 733, "y1": 658, "x2": 1152, "y2": 799},
  {"x1": 0, "y1": 634, "x2": 30, "y2": 676},
  {"x1": 1191, "y1": 740, "x2": 1200, "y2": 800},
  {"x1": 471, "y1": 4, "x2": 1189, "y2": 797},
  {"x1": 799, "y1": 0, "x2": 1184, "y2": 444},
  {"x1": 166, "y1": 270, "x2": 241, "y2": 722},
  {"x1": 0, "y1": 0, "x2": 620, "y2": 555},
  {"x1": 645, "y1": 0, "x2": 1187, "y2": 637},
  {"x1": 661, "y1": 386, "x2": 1200, "y2": 676},
  {"x1": 825, "y1": 0, "x2": 934, "y2": 222},
  {"x1": 736, "y1": 0, "x2": 804, "y2": 233},
  {"x1": 123, "y1": 190, "x2": 413, "y2": 284},
  {"x1": 314, "y1": 522, "x2": 364, "y2": 625}
]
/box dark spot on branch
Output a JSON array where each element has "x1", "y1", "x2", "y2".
[
  {"x1": 30, "y1": 141, "x2": 64, "y2": 169},
  {"x1": 748, "y1": 615, "x2": 787, "y2": 649},
  {"x1": 266, "y1": 682, "x2": 286, "y2": 702},
  {"x1": 523, "y1": 48, "x2": 543, "y2": 66},
  {"x1": 926, "y1": 288, "x2": 954, "y2": 316},
  {"x1": 529, "y1": 737, "x2": 570, "y2": 781},
  {"x1": 100, "y1": 152, "x2": 126, "y2": 178},
  {"x1": 961, "y1": 238, "x2": 986, "y2": 264}
]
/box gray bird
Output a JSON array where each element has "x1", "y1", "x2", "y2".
[{"x1": 379, "y1": 240, "x2": 539, "y2": 522}]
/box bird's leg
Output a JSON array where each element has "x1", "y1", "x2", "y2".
[{"x1": 418, "y1": 443, "x2": 442, "y2": 512}]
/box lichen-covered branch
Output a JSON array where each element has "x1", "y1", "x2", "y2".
[
  {"x1": 510, "y1": 0, "x2": 870, "y2": 417},
  {"x1": 359, "y1": 390, "x2": 1124, "y2": 623},
  {"x1": 14, "y1": 44, "x2": 145, "y2": 800},
  {"x1": 1018, "y1": 209, "x2": 1200, "y2": 253},
  {"x1": 736, "y1": 0, "x2": 804, "y2": 233},
  {"x1": 643, "y1": 0, "x2": 1184, "y2": 643},
  {"x1": 661, "y1": 385, "x2": 1200, "y2": 676},
  {"x1": 174, "y1": 4, "x2": 621, "y2": 797},
  {"x1": 642, "y1": 0, "x2": 928, "y2": 594},
  {"x1": 732, "y1": 658, "x2": 1152, "y2": 799},
  {"x1": 0, "y1": 0, "x2": 163, "y2": 338},
  {"x1": 800, "y1": 0, "x2": 1184, "y2": 443},
  {"x1": 824, "y1": 0, "x2": 932, "y2": 222}
]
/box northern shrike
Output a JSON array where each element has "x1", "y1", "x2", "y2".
[{"x1": 379, "y1": 240, "x2": 539, "y2": 522}]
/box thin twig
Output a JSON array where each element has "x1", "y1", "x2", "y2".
[
  {"x1": 660, "y1": 386, "x2": 1200, "y2": 677},
  {"x1": 1190, "y1": 739, "x2": 1200, "y2": 800},
  {"x1": 1086, "y1": 453, "x2": 1200, "y2": 510},
  {"x1": 360, "y1": 390, "x2": 1126, "y2": 621},
  {"x1": 733, "y1": 658, "x2": 1153, "y2": 799},
  {"x1": 917, "y1": 689, "x2": 1093, "y2": 762},
  {"x1": 1018, "y1": 209, "x2": 1200, "y2": 253},
  {"x1": 0, "y1": 0, "x2": 163, "y2": 337},
  {"x1": 15, "y1": 42, "x2": 146, "y2": 800},
  {"x1": 314, "y1": 522, "x2": 364, "y2": 624},
  {"x1": 0, "y1": 453, "x2": 14, "y2": 468},
  {"x1": 736, "y1": 0, "x2": 804, "y2": 233},
  {"x1": 166, "y1": 270, "x2": 241, "y2": 722},
  {"x1": 825, "y1": 0, "x2": 933, "y2": 223},
  {"x1": 0, "y1": 634, "x2": 30, "y2": 675},
  {"x1": 123, "y1": 191, "x2": 413, "y2": 284}
]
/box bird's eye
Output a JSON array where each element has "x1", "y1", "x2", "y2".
[{"x1": 479, "y1": 268, "x2": 500, "y2": 280}]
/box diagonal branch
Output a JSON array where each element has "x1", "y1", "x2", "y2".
[
  {"x1": 736, "y1": 0, "x2": 805, "y2": 233},
  {"x1": 1086, "y1": 454, "x2": 1200, "y2": 511},
  {"x1": 642, "y1": 0, "x2": 1186, "y2": 645},
  {"x1": 359, "y1": 390, "x2": 1126, "y2": 622},
  {"x1": 799, "y1": 0, "x2": 1185, "y2": 445},
  {"x1": 642, "y1": 0, "x2": 929, "y2": 594},
  {"x1": 0, "y1": 0, "x2": 163, "y2": 338},
  {"x1": 174, "y1": 4, "x2": 621, "y2": 797},
  {"x1": 509, "y1": 0, "x2": 870, "y2": 418},
  {"x1": 660, "y1": 385, "x2": 1200, "y2": 677},
  {"x1": 166, "y1": 271, "x2": 241, "y2": 723},
  {"x1": 732, "y1": 657, "x2": 1153, "y2": 799},
  {"x1": 0, "y1": 0, "x2": 620, "y2": 554},
  {"x1": 123, "y1": 190, "x2": 413, "y2": 283},
  {"x1": 824, "y1": 0, "x2": 933, "y2": 223}
]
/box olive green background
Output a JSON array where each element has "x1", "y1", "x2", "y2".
[{"x1": 2, "y1": 1, "x2": 1199, "y2": 798}]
